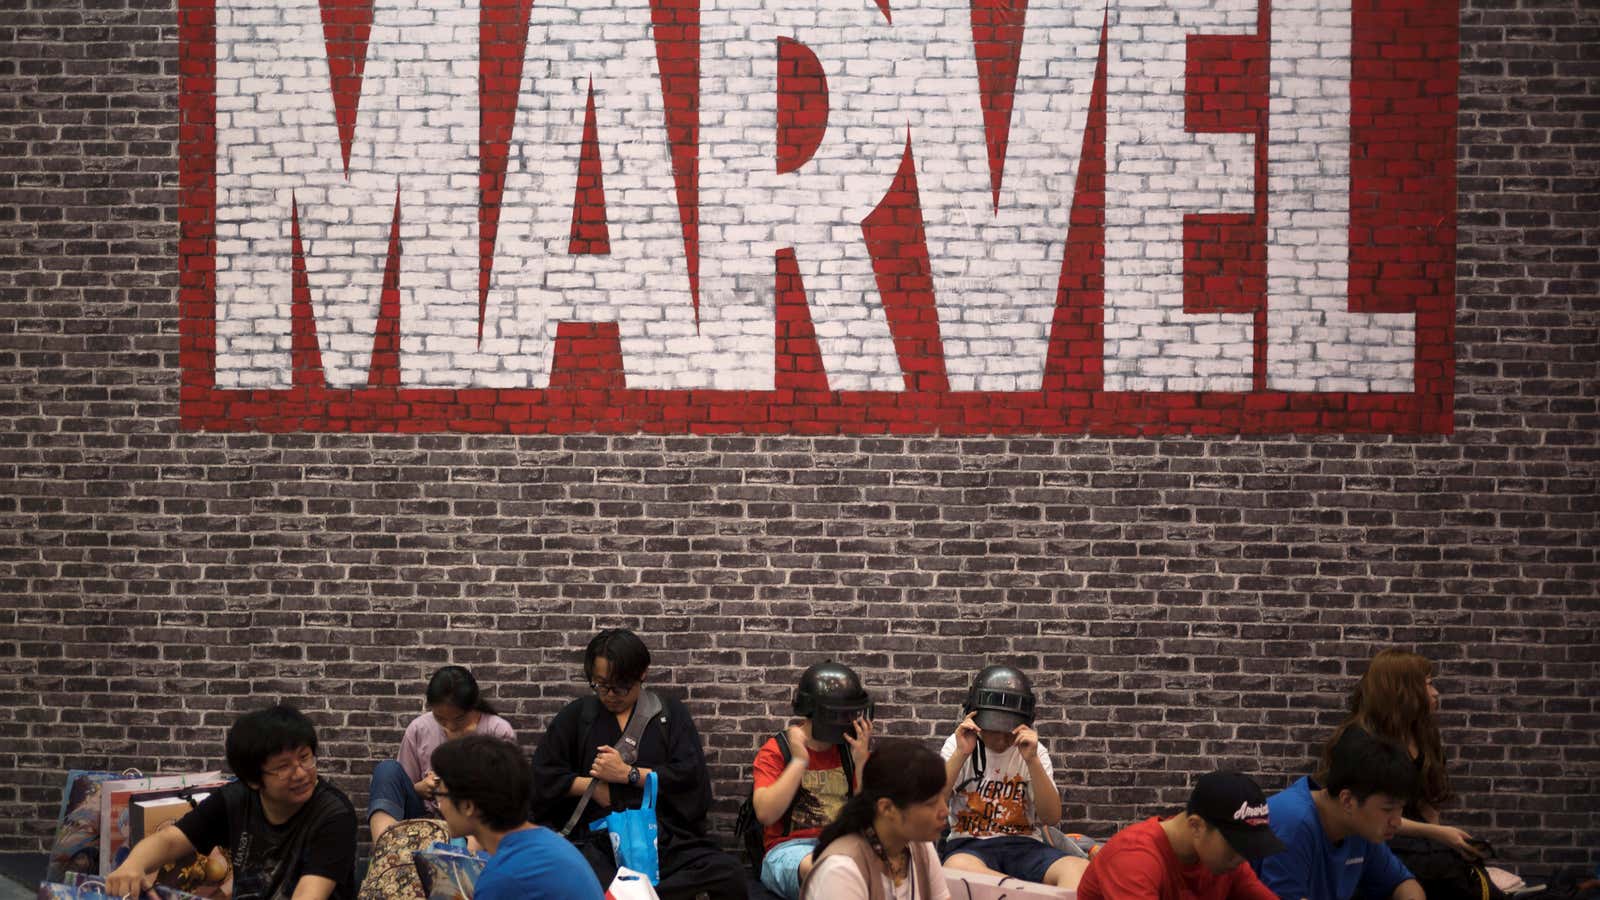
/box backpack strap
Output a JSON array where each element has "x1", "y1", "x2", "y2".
[
  {"x1": 613, "y1": 690, "x2": 664, "y2": 769},
  {"x1": 775, "y1": 731, "x2": 796, "y2": 837},
  {"x1": 779, "y1": 734, "x2": 859, "y2": 838},
  {"x1": 953, "y1": 742, "x2": 986, "y2": 796}
]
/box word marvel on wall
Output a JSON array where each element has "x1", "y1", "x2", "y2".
[{"x1": 177, "y1": 0, "x2": 1455, "y2": 434}]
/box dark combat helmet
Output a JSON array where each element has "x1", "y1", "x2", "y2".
[
  {"x1": 962, "y1": 665, "x2": 1036, "y2": 732},
  {"x1": 793, "y1": 661, "x2": 874, "y2": 744}
]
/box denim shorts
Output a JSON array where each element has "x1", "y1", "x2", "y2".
[
  {"x1": 943, "y1": 834, "x2": 1070, "y2": 884},
  {"x1": 760, "y1": 837, "x2": 819, "y2": 900}
]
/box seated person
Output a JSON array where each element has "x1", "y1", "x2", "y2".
[
  {"x1": 430, "y1": 734, "x2": 603, "y2": 900},
  {"x1": 529, "y1": 628, "x2": 747, "y2": 900},
  {"x1": 1253, "y1": 727, "x2": 1425, "y2": 900},
  {"x1": 800, "y1": 739, "x2": 951, "y2": 900},
  {"x1": 751, "y1": 661, "x2": 874, "y2": 899},
  {"x1": 940, "y1": 665, "x2": 1088, "y2": 889},
  {"x1": 107, "y1": 704, "x2": 358, "y2": 900},
  {"x1": 1077, "y1": 771, "x2": 1286, "y2": 900},
  {"x1": 1325, "y1": 650, "x2": 1480, "y2": 865},
  {"x1": 368, "y1": 665, "x2": 516, "y2": 841}
]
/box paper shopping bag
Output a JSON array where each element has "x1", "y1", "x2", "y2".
[{"x1": 97, "y1": 772, "x2": 226, "y2": 873}]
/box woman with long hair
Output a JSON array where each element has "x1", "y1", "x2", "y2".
[
  {"x1": 1318, "y1": 649, "x2": 1476, "y2": 858},
  {"x1": 367, "y1": 665, "x2": 515, "y2": 840},
  {"x1": 801, "y1": 739, "x2": 952, "y2": 900}
]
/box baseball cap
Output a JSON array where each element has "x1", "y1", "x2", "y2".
[{"x1": 1187, "y1": 772, "x2": 1287, "y2": 859}]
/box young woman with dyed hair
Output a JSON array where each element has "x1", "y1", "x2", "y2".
[{"x1": 1318, "y1": 649, "x2": 1475, "y2": 858}]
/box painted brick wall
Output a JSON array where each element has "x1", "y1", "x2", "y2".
[{"x1": 1, "y1": 0, "x2": 1597, "y2": 875}]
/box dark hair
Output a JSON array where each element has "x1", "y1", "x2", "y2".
[
  {"x1": 430, "y1": 735, "x2": 531, "y2": 832},
  {"x1": 226, "y1": 705, "x2": 319, "y2": 785},
  {"x1": 1322, "y1": 726, "x2": 1418, "y2": 803},
  {"x1": 426, "y1": 665, "x2": 496, "y2": 716},
  {"x1": 813, "y1": 740, "x2": 946, "y2": 856},
  {"x1": 1317, "y1": 649, "x2": 1449, "y2": 807},
  {"x1": 584, "y1": 629, "x2": 651, "y2": 685}
]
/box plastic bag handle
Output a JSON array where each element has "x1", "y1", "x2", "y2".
[
  {"x1": 641, "y1": 771, "x2": 657, "y2": 812},
  {"x1": 60, "y1": 877, "x2": 111, "y2": 899}
]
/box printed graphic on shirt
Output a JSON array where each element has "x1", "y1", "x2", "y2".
[
  {"x1": 941, "y1": 736, "x2": 1051, "y2": 840},
  {"x1": 231, "y1": 826, "x2": 294, "y2": 900},
  {"x1": 754, "y1": 739, "x2": 849, "y2": 849},
  {"x1": 953, "y1": 773, "x2": 1035, "y2": 837},
  {"x1": 791, "y1": 767, "x2": 849, "y2": 834}
]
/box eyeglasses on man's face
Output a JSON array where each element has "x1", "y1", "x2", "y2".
[
  {"x1": 589, "y1": 678, "x2": 637, "y2": 697},
  {"x1": 261, "y1": 750, "x2": 317, "y2": 780}
]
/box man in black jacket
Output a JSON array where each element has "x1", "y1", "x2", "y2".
[{"x1": 530, "y1": 628, "x2": 747, "y2": 900}]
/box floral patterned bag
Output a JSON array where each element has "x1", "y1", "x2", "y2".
[{"x1": 356, "y1": 819, "x2": 450, "y2": 900}]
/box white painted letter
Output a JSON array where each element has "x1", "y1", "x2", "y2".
[
  {"x1": 1266, "y1": 0, "x2": 1413, "y2": 391},
  {"x1": 484, "y1": 0, "x2": 697, "y2": 388},
  {"x1": 1103, "y1": 0, "x2": 1259, "y2": 392},
  {"x1": 215, "y1": 0, "x2": 482, "y2": 387}
]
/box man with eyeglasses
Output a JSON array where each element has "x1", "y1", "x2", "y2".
[
  {"x1": 431, "y1": 734, "x2": 603, "y2": 899},
  {"x1": 530, "y1": 628, "x2": 748, "y2": 899},
  {"x1": 107, "y1": 704, "x2": 358, "y2": 900}
]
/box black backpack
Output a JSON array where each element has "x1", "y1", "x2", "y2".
[
  {"x1": 733, "y1": 733, "x2": 856, "y2": 877},
  {"x1": 1391, "y1": 835, "x2": 1506, "y2": 900}
]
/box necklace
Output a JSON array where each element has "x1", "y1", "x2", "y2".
[{"x1": 863, "y1": 824, "x2": 911, "y2": 885}]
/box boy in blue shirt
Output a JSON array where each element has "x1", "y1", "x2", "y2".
[
  {"x1": 1254, "y1": 728, "x2": 1425, "y2": 900},
  {"x1": 432, "y1": 734, "x2": 604, "y2": 900}
]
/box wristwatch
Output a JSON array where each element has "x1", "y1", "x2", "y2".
[{"x1": 627, "y1": 766, "x2": 640, "y2": 786}]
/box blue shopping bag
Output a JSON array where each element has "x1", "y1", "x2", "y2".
[{"x1": 588, "y1": 772, "x2": 660, "y2": 886}]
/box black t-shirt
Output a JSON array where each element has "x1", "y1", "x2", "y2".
[{"x1": 176, "y1": 779, "x2": 357, "y2": 900}]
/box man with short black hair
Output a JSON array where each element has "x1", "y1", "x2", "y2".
[
  {"x1": 530, "y1": 628, "x2": 748, "y2": 899},
  {"x1": 431, "y1": 734, "x2": 602, "y2": 900},
  {"x1": 1253, "y1": 728, "x2": 1425, "y2": 900},
  {"x1": 106, "y1": 704, "x2": 357, "y2": 900},
  {"x1": 1077, "y1": 771, "x2": 1285, "y2": 900}
]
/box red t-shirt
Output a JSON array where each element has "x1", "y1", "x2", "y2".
[
  {"x1": 751, "y1": 737, "x2": 850, "y2": 851},
  {"x1": 1077, "y1": 817, "x2": 1280, "y2": 900}
]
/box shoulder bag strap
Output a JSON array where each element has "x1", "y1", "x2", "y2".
[{"x1": 559, "y1": 690, "x2": 664, "y2": 836}]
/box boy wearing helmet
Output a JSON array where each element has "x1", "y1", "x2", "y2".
[
  {"x1": 941, "y1": 665, "x2": 1088, "y2": 889},
  {"x1": 749, "y1": 662, "x2": 875, "y2": 899}
]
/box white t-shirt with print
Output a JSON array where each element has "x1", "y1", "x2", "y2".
[{"x1": 939, "y1": 734, "x2": 1054, "y2": 841}]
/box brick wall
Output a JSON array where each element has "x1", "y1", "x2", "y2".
[{"x1": 1, "y1": 0, "x2": 1597, "y2": 874}]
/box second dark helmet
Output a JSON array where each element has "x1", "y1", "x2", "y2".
[{"x1": 962, "y1": 665, "x2": 1036, "y2": 732}]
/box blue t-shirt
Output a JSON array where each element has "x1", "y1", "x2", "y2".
[
  {"x1": 474, "y1": 826, "x2": 604, "y2": 900},
  {"x1": 1253, "y1": 777, "x2": 1413, "y2": 900}
]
